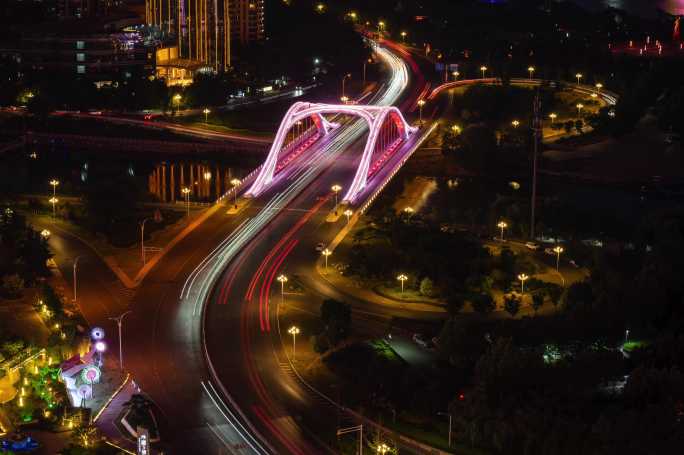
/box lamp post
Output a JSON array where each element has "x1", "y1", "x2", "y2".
[
  {"x1": 230, "y1": 178, "x2": 241, "y2": 209},
  {"x1": 140, "y1": 217, "x2": 152, "y2": 264},
  {"x1": 49, "y1": 197, "x2": 58, "y2": 219},
  {"x1": 377, "y1": 443, "x2": 390, "y2": 454},
  {"x1": 528, "y1": 66, "x2": 535, "y2": 79},
  {"x1": 400, "y1": 31, "x2": 407, "y2": 42},
  {"x1": 576, "y1": 103, "x2": 584, "y2": 118},
  {"x1": 553, "y1": 245, "x2": 564, "y2": 271},
  {"x1": 277, "y1": 274, "x2": 287, "y2": 304},
  {"x1": 417, "y1": 99, "x2": 426, "y2": 124},
  {"x1": 288, "y1": 326, "x2": 300, "y2": 360},
  {"x1": 202, "y1": 108, "x2": 211, "y2": 123},
  {"x1": 549, "y1": 112, "x2": 557, "y2": 124},
  {"x1": 341, "y1": 73, "x2": 351, "y2": 99},
  {"x1": 452, "y1": 71, "x2": 460, "y2": 81},
  {"x1": 173, "y1": 93, "x2": 182, "y2": 114},
  {"x1": 480, "y1": 65, "x2": 488, "y2": 79},
  {"x1": 497, "y1": 220, "x2": 507, "y2": 240},
  {"x1": 322, "y1": 248, "x2": 332, "y2": 271},
  {"x1": 595, "y1": 82, "x2": 603, "y2": 94},
  {"x1": 94, "y1": 341, "x2": 106, "y2": 371},
  {"x1": 340, "y1": 95, "x2": 349, "y2": 104},
  {"x1": 181, "y1": 187, "x2": 190, "y2": 217},
  {"x1": 108, "y1": 310, "x2": 132, "y2": 371},
  {"x1": 397, "y1": 274, "x2": 408, "y2": 296},
  {"x1": 511, "y1": 120, "x2": 520, "y2": 128},
  {"x1": 575, "y1": 73, "x2": 582, "y2": 85},
  {"x1": 73, "y1": 256, "x2": 80, "y2": 304},
  {"x1": 518, "y1": 273, "x2": 529, "y2": 294},
  {"x1": 363, "y1": 58, "x2": 372, "y2": 87},
  {"x1": 40, "y1": 229, "x2": 51, "y2": 240},
  {"x1": 343, "y1": 209, "x2": 353, "y2": 224},
  {"x1": 451, "y1": 124, "x2": 461, "y2": 134},
  {"x1": 403, "y1": 206, "x2": 414, "y2": 221},
  {"x1": 331, "y1": 184, "x2": 342, "y2": 211},
  {"x1": 437, "y1": 412, "x2": 453, "y2": 448},
  {"x1": 49, "y1": 179, "x2": 59, "y2": 198}
]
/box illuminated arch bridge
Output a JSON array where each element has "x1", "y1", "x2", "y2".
[{"x1": 246, "y1": 102, "x2": 418, "y2": 203}]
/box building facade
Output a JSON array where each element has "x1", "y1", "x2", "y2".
[{"x1": 229, "y1": 0, "x2": 264, "y2": 45}]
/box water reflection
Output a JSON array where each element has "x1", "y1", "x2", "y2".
[{"x1": 148, "y1": 162, "x2": 241, "y2": 203}]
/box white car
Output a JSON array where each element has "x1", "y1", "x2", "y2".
[{"x1": 525, "y1": 242, "x2": 540, "y2": 250}]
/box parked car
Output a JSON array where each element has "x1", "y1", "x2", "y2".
[{"x1": 525, "y1": 242, "x2": 540, "y2": 250}]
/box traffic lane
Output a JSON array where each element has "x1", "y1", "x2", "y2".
[
  {"x1": 203, "y1": 142, "x2": 373, "y2": 454},
  {"x1": 46, "y1": 227, "x2": 130, "y2": 324},
  {"x1": 124, "y1": 206, "x2": 263, "y2": 453}
]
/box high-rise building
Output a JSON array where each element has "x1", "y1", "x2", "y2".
[{"x1": 229, "y1": 0, "x2": 264, "y2": 45}]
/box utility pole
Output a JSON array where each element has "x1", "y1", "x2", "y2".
[{"x1": 530, "y1": 91, "x2": 541, "y2": 240}]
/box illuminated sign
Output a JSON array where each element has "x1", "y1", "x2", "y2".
[{"x1": 137, "y1": 428, "x2": 149, "y2": 455}]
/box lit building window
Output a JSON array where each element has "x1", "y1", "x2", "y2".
[
  {"x1": 76, "y1": 41, "x2": 85, "y2": 50},
  {"x1": 76, "y1": 53, "x2": 85, "y2": 62},
  {"x1": 76, "y1": 65, "x2": 85, "y2": 74}
]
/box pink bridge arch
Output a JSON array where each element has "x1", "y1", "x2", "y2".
[{"x1": 246, "y1": 102, "x2": 417, "y2": 203}]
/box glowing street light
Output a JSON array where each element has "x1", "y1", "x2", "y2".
[
  {"x1": 511, "y1": 120, "x2": 520, "y2": 128},
  {"x1": 378, "y1": 21, "x2": 385, "y2": 32},
  {"x1": 108, "y1": 310, "x2": 132, "y2": 371},
  {"x1": 277, "y1": 274, "x2": 288, "y2": 304},
  {"x1": 331, "y1": 184, "x2": 342, "y2": 209},
  {"x1": 576, "y1": 103, "x2": 584, "y2": 117},
  {"x1": 528, "y1": 66, "x2": 535, "y2": 79},
  {"x1": 575, "y1": 73, "x2": 583, "y2": 85},
  {"x1": 518, "y1": 273, "x2": 529, "y2": 293},
  {"x1": 322, "y1": 248, "x2": 332, "y2": 270},
  {"x1": 315, "y1": 3, "x2": 325, "y2": 13},
  {"x1": 173, "y1": 93, "x2": 182, "y2": 113},
  {"x1": 341, "y1": 73, "x2": 351, "y2": 99},
  {"x1": 181, "y1": 187, "x2": 191, "y2": 217},
  {"x1": 230, "y1": 178, "x2": 242, "y2": 209},
  {"x1": 202, "y1": 108, "x2": 211, "y2": 123},
  {"x1": 451, "y1": 124, "x2": 461, "y2": 134},
  {"x1": 400, "y1": 31, "x2": 407, "y2": 42},
  {"x1": 403, "y1": 206, "x2": 414, "y2": 221},
  {"x1": 480, "y1": 65, "x2": 488, "y2": 78},
  {"x1": 40, "y1": 229, "x2": 51, "y2": 240},
  {"x1": 553, "y1": 245, "x2": 564, "y2": 271},
  {"x1": 288, "y1": 326, "x2": 300, "y2": 360},
  {"x1": 343, "y1": 209, "x2": 353, "y2": 224},
  {"x1": 591, "y1": 93, "x2": 598, "y2": 99},
  {"x1": 497, "y1": 220, "x2": 508, "y2": 240},
  {"x1": 417, "y1": 99, "x2": 426, "y2": 124},
  {"x1": 452, "y1": 71, "x2": 460, "y2": 80},
  {"x1": 595, "y1": 82, "x2": 603, "y2": 94},
  {"x1": 549, "y1": 112, "x2": 558, "y2": 123},
  {"x1": 49, "y1": 179, "x2": 59, "y2": 197},
  {"x1": 377, "y1": 443, "x2": 391, "y2": 454},
  {"x1": 397, "y1": 274, "x2": 408, "y2": 295},
  {"x1": 340, "y1": 95, "x2": 349, "y2": 104},
  {"x1": 49, "y1": 197, "x2": 58, "y2": 218}
]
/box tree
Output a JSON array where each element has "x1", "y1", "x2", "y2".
[
  {"x1": 504, "y1": 294, "x2": 520, "y2": 318},
  {"x1": 532, "y1": 292, "x2": 544, "y2": 314},
  {"x1": 320, "y1": 299, "x2": 351, "y2": 346},
  {"x1": 419, "y1": 277, "x2": 436, "y2": 297},
  {"x1": 1, "y1": 273, "x2": 24, "y2": 298},
  {"x1": 472, "y1": 292, "x2": 495, "y2": 315}
]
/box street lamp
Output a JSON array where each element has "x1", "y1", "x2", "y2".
[
  {"x1": 363, "y1": 58, "x2": 372, "y2": 87},
  {"x1": 403, "y1": 206, "x2": 414, "y2": 221},
  {"x1": 73, "y1": 256, "x2": 81, "y2": 304},
  {"x1": 397, "y1": 274, "x2": 408, "y2": 295},
  {"x1": 528, "y1": 66, "x2": 535, "y2": 79},
  {"x1": 595, "y1": 82, "x2": 603, "y2": 94},
  {"x1": 497, "y1": 220, "x2": 507, "y2": 240},
  {"x1": 417, "y1": 99, "x2": 426, "y2": 124},
  {"x1": 40, "y1": 229, "x2": 51, "y2": 240},
  {"x1": 340, "y1": 95, "x2": 349, "y2": 104},
  {"x1": 518, "y1": 273, "x2": 529, "y2": 294},
  {"x1": 341, "y1": 73, "x2": 351, "y2": 99},
  {"x1": 549, "y1": 113, "x2": 557, "y2": 123},
  {"x1": 49, "y1": 197, "x2": 58, "y2": 218},
  {"x1": 511, "y1": 120, "x2": 520, "y2": 128},
  {"x1": 591, "y1": 93, "x2": 598, "y2": 99},
  {"x1": 378, "y1": 21, "x2": 385, "y2": 33},
  {"x1": 322, "y1": 248, "x2": 332, "y2": 270},
  {"x1": 377, "y1": 443, "x2": 391, "y2": 454},
  {"x1": 452, "y1": 71, "x2": 460, "y2": 80},
  {"x1": 437, "y1": 412, "x2": 453, "y2": 448},
  {"x1": 576, "y1": 103, "x2": 584, "y2": 117},
  {"x1": 331, "y1": 184, "x2": 342, "y2": 210},
  {"x1": 94, "y1": 340, "x2": 106, "y2": 369},
  {"x1": 575, "y1": 73, "x2": 583, "y2": 85},
  {"x1": 451, "y1": 124, "x2": 461, "y2": 134},
  {"x1": 553, "y1": 245, "x2": 564, "y2": 271},
  {"x1": 108, "y1": 310, "x2": 132, "y2": 371},
  {"x1": 288, "y1": 326, "x2": 300, "y2": 360},
  {"x1": 49, "y1": 179, "x2": 59, "y2": 198},
  {"x1": 400, "y1": 31, "x2": 407, "y2": 42},
  {"x1": 277, "y1": 274, "x2": 287, "y2": 304},
  {"x1": 140, "y1": 217, "x2": 152, "y2": 264},
  {"x1": 173, "y1": 93, "x2": 182, "y2": 113},
  {"x1": 480, "y1": 65, "x2": 488, "y2": 78},
  {"x1": 230, "y1": 178, "x2": 241, "y2": 209},
  {"x1": 181, "y1": 187, "x2": 191, "y2": 217},
  {"x1": 343, "y1": 209, "x2": 353, "y2": 224},
  {"x1": 202, "y1": 108, "x2": 211, "y2": 123}
]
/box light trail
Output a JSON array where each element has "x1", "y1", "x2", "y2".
[{"x1": 183, "y1": 40, "x2": 411, "y2": 453}]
